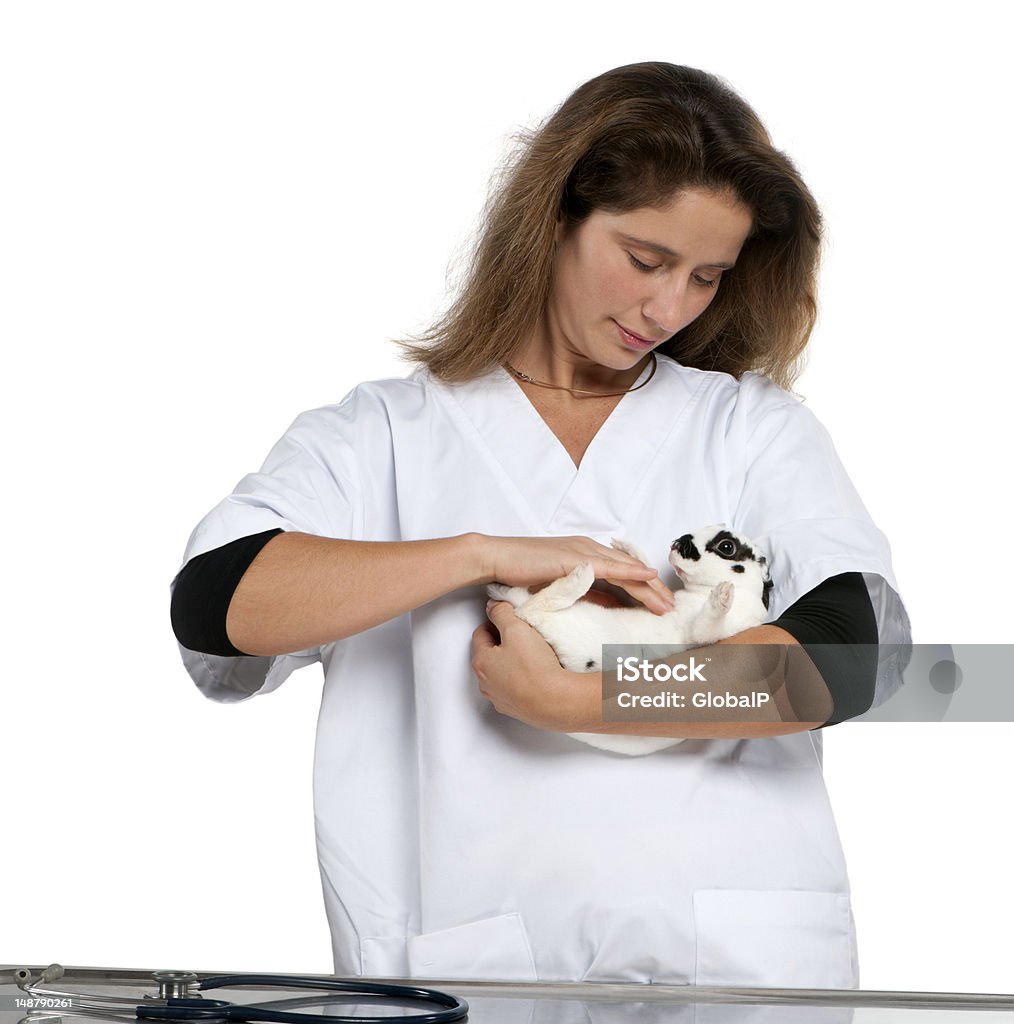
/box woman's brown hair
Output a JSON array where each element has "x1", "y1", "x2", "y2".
[{"x1": 399, "y1": 62, "x2": 822, "y2": 389}]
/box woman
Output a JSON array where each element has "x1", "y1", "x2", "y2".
[{"x1": 171, "y1": 63, "x2": 908, "y2": 986}]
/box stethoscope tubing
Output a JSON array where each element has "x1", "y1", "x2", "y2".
[
  {"x1": 200, "y1": 974, "x2": 466, "y2": 1023},
  {"x1": 19, "y1": 971, "x2": 468, "y2": 1024}
]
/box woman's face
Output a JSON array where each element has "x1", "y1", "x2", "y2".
[{"x1": 546, "y1": 188, "x2": 753, "y2": 371}]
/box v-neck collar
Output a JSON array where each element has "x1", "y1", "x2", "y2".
[{"x1": 430, "y1": 355, "x2": 702, "y2": 536}]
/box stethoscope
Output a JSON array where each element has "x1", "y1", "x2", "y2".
[{"x1": 15, "y1": 965, "x2": 468, "y2": 1024}]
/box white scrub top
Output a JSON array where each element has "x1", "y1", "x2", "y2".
[{"x1": 176, "y1": 354, "x2": 909, "y2": 988}]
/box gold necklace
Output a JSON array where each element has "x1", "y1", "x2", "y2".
[{"x1": 504, "y1": 352, "x2": 657, "y2": 397}]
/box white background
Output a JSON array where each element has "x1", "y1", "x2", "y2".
[{"x1": 2, "y1": 0, "x2": 1011, "y2": 993}]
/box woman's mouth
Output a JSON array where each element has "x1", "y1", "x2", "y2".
[{"x1": 613, "y1": 320, "x2": 658, "y2": 351}]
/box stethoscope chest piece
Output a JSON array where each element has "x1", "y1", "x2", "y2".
[{"x1": 150, "y1": 974, "x2": 201, "y2": 1001}]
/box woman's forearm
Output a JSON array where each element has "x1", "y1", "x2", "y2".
[
  {"x1": 224, "y1": 531, "x2": 668, "y2": 657},
  {"x1": 226, "y1": 532, "x2": 487, "y2": 656}
]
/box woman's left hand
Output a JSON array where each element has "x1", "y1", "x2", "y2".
[{"x1": 471, "y1": 599, "x2": 592, "y2": 731}]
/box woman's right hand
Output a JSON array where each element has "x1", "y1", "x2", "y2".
[{"x1": 476, "y1": 534, "x2": 675, "y2": 614}]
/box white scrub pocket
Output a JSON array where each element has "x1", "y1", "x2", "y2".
[
  {"x1": 693, "y1": 889, "x2": 856, "y2": 988},
  {"x1": 407, "y1": 912, "x2": 539, "y2": 981}
]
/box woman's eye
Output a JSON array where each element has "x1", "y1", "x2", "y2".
[
  {"x1": 693, "y1": 273, "x2": 719, "y2": 289},
  {"x1": 627, "y1": 252, "x2": 660, "y2": 273}
]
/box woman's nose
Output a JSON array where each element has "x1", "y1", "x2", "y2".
[{"x1": 643, "y1": 279, "x2": 690, "y2": 335}]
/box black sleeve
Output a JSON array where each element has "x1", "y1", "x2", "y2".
[
  {"x1": 170, "y1": 529, "x2": 284, "y2": 657},
  {"x1": 770, "y1": 572, "x2": 879, "y2": 727}
]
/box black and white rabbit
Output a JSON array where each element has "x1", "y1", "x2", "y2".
[{"x1": 487, "y1": 525, "x2": 773, "y2": 755}]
